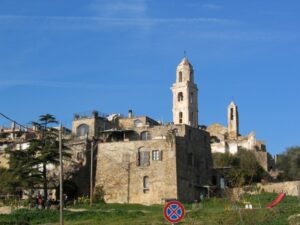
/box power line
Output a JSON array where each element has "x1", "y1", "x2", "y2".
[{"x1": 0, "y1": 112, "x2": 29, "y2": 130}]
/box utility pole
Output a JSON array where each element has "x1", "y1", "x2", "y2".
[
  {"x1": 90, "y1": 140, "x2": 94, "y2": 207},
  {"x1": 59, "y1": 124, "x2": 64, "y2": 225},
  {"x1": 127, "y1": 161, "x2": 131, "y2": 204}
]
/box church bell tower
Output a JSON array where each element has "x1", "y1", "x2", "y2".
[
  {"x1": 228, "y1": 101, "x2": 239, "y2": 139},
  {"x1": 171, "y1": 57, "x2": 198, "y2": 128}
]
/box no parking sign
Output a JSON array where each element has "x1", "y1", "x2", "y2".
[{"x1": 163, "y1": 201, "x2": 185, "y2": 224}]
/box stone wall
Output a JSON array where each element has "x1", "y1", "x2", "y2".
[
  {"x1": 95, "y1": 138, "x2": 177, "y2": 205},
  {"x1": 95, "y1": 124, "x2": 212, "y2": 204},
  {"x1": 258, "y1": 181, "x2": 300, "y2": 196},
  {"x1": 72, "y1": 115, "x2": 112, "y2": 138},
  {"x1": 176, "y1": 125, "x2": 212, "y2": 202}
]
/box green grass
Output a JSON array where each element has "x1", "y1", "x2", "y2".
[{"x1": 0, "y1": 193, "x2": 299, "y2": 225}]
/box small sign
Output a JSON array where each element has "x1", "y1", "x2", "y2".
[{"x1": 163, "y1": 200, "x2": 185, "y2": 224}]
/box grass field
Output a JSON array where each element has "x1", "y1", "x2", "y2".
[{"x1": 0, "y1": 193, "x2": 299, "y2": 225}]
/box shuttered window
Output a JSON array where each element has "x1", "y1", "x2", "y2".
[
  {"x1": 152, "y1": 150, "x2": 163, "y2": 161},
  {"x1": 137, "y1": 151, "x2": 150, "y2": 166}
]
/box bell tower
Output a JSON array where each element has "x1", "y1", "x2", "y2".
[
  {"x1": 171, "y1": 57, "x2": 198, "y2": 128},
  {"x1": 227, "y1": 101, "x2": 239, "y2": 139}
]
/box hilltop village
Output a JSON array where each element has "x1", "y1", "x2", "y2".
[{"x1": 0, "y1": 58, "x2": 275, "y2": 204}]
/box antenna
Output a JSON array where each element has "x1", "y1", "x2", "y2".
[{"x1": 183, "y1": 50, "x2": 187, "y2": 58}]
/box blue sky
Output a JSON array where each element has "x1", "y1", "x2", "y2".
[{"x1": 0, "y1": 0, "x2": 299, "y2": 155}]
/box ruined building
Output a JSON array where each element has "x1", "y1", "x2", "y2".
[
  {"x1": 207, "y1": 101, "x2": 275, "y2": 172},
  {"x1": 71, "y1": 58, "x2": 213, "y2": 204}
]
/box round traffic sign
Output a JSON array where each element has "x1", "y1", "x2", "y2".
[{"x1": 163, "y1": 201, "x2": 185, "y2": 223}]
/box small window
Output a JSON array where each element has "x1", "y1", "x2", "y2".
[
  {"x1": 137, "y1": 151, "x2": 150, "y2": 166},
  {"x1": 141, "y1": 131, "x2": 151, "y2": 140},
  {"x1": 230, "y1": 108, "x2": 234, "y2": 120},
  {"x1": 179, "y1": 71, "x2": 183, "y2": 82},
  {"x1": 152, "y1": 150, "x2": 162, "y2": 161},
  {"x1": 179, "y1": 112, "x2": 183, "y2": 124},
  {"x1": 143, "y1": 176, "x2": 149, "y2": 192},
  {"x1": 177, "y1": 92, "x2": 183, "y2": 102}
]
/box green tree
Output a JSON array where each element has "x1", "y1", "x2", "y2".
[
  {"x1": 236, "y1": 149, "x2": 265, "y2": 184},
  {"x1": 212, "y1": 152, "x2": 238, "y2": 168},
  {"x1": 33, "y1": 114, "x2": 59, "y2": 199},
  {"x1": 276, "y1": 146, "x2": 300, "y2": 180},
  {"x1": 5, "y1": 144, "x2": 42, "y2": 200},
  {"x1": 0, "y1": 167, "x2": 15, "y2": 194},
  {"x1": 213, "y1": 149, "x2": 266, "y2": 187}
]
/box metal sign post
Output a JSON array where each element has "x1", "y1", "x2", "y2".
[{"x1": 163, "y1": 200, "x2": 185, "y2": 224}]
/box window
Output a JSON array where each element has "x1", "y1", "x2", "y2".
[
  {"x1": 179, "y1": 71, "x2": 183, "y2": 82},
  {"x1": 143, "y1": 176, "x2": 149, "y2": 192},
  {"x1": 137, "y1": 151, "x2": 150, "y2": 166},
  {"x1": 152, "y1": 150, "x2": 162, "y2": 161},
  {"x1": 230, "y1": 108, "x2": 234, "y2": 120},
  {"x1": 179, "y1": 112, "x2": 183, "y2": 124},
  {"x1": 140, "y1": 131, "x2": 151, "y2": 140},
  {"x1": 177, "y1": 92, "x2": 183, "y2": 102},
  {"x1": 76, "y1": 124, "x2": 89, "y2": 137}
]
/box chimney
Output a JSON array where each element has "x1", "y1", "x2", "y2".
[{"x1": 128, "y1": 109, "x2": 133, "y2": 118}]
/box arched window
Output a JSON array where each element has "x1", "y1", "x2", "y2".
[
  {"x1": 179, "y1": 112, "x2": 183, "y2": 124},
  {"x1": 179, "y1": 71, "x2": 183, "y2": 82},
  {"x1": 230, "y1": 108, "x2": 234, "y2": 120},
  {"x1": 140, "y1": 131, "x2": 151, "y2": 140},
  {"x1": 177, "y1": 92, "x2": 183, "y2": 102},
  {"x1": 143, "y1": 176, "x2": 149, "y2": 190},
  {"x1": 76, "y1": 124, "x2": 89, "y2": 137}
]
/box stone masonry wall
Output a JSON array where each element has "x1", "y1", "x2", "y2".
[
  {"x1": 175, "y1": 125, "x2": 213, "y2": 202},
  {"x1": 95, "y1": 138, "x2": 177, "y2": 205},
  {"x1": 258, "y1": 181, "x2": 300, "y2": 196}
]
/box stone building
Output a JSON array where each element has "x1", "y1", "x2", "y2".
[
  {"x1": 0, "y1": 123, "x2": 35, "y2": 168},
  {"x1": 71, "y1": 57, "x2": 213, "y2": 204},
  {"x1": 207, "y1": 101, "x2": 275, "y2": 171}
]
